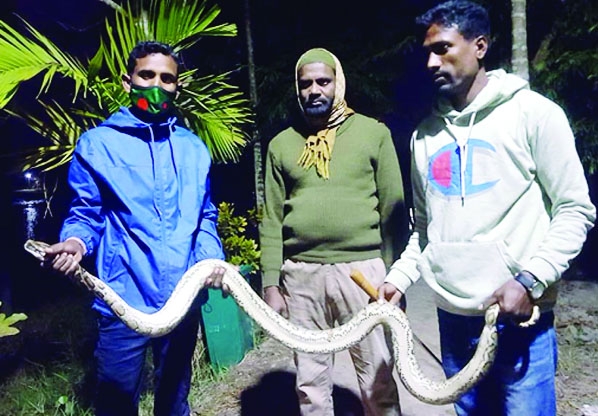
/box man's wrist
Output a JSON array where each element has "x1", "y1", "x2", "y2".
[
  {"x1": 514, "y1": 271, "x2": 545, "y2": 300},
  {"x1": 264, "y1": 285, "x2": 282, "y2": 294},
  {"x1": 65, "y1": 237, "x2": 87, "y2": 256}
]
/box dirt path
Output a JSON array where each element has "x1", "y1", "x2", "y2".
[
  {"x1": 554, "y1": 280, "x2": 598, "y2": 415},
  {"x1": 193, "y1": 278, "x2": 598, "y2": 416}
]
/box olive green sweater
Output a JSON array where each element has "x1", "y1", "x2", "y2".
[{"x1": 260, "y1": 113, "x2": 406, "y2": 288}]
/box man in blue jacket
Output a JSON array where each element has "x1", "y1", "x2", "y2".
[{"x1": 42, "y1": 41, "x2": 225, "y2": 416}]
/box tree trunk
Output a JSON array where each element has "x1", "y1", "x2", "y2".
[
  {"x1": 511, "y1": 0, "x2": 529, "y2": 80},
  {"x1": 243, "y1": 0, "x2": 264, "y2": 214}
]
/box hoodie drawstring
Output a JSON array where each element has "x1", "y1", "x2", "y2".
[
  {"x1": 443, "y1": 111, "x2": 477, "y2": 205},
  {"x1": 166, "y1": 120, "x2": 182, "y2": 218},
  {"x1": 147, "y1": 126, "x2": 163, "y2": 220}
]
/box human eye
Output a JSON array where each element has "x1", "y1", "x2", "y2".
[
  {"x1": 298, "y1": 80, "x2": 312, "y2": 90},
  {"x1": 137, "y1": 70, "x2": 156, "y2": 80},
  {"x1": 316, "y1": 78, "x2": 331, "y2": 87},
  {"x1": 431, "y1": 43, "x2": 450, "y2": 55},
  {"x1": 161, "y1": 73, "x2": 177, "y2": 84}
]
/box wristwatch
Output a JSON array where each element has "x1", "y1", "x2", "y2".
[{"x1": 514, "y1": 271, "x2": 545, "y2": 300}]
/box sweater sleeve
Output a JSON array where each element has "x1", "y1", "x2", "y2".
[
  {"x1": 374, "y1": 126, "x2": 408, "y2": 270},
  {"x1": 259, "y1": 144, "x2": 286, "y2": 288},
  {"x1": 522, "y1": 100, "x2": 595, "y2": 286},
  {"x1": 385, "y1": 131, "x2": 428, "y2": 292}
]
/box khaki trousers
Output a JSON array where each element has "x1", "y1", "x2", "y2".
[{"x1": 281, "y1": 258, "x2": 401, "y2": 416}]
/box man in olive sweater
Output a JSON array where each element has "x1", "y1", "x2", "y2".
[{"x1": 260, "y1": 47, "x2": 406, "y2": 416}]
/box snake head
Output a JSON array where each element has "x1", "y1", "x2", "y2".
[{"x1": 24, "y1": 240, "x2": 51, "y2": 262}]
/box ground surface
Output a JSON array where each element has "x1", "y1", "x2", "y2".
[{"x1": 192, "y1": 278, "x2": 598, "y2": 416}]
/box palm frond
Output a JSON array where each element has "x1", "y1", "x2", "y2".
[
  {"x1": 190, "y1": 114, "x2": 248, "y2": 162},
  {"x1": 102, "y1": 5, "x2": 140, "y2": 75},
  {"x1": 97, "y1": 0, "x2": 123, "y2": 12},
  {"x1": 177, "y1": 71, "x2": 253, "y2": 162},
  {"x1": 20, "y1": 145, "x2": 77, "y2": 172},
  {"x1": 101, "y1": 0, "x2": 237, "y2": 73},
  {"x1": 5, "y1": 100, "x2": 99, "y2": 171},
  {"x1": 89, "y1": 76, "x2": 130, "y2": 114},
  {"x1": 0, "y1": 18, "x2": 88, "y2": 108},
  {"x1": 2, "y1": 0, "x2": 251, "y2": 169},
  {"x1": 151, "y1": 0, "x2": 237, "y2": 49}
]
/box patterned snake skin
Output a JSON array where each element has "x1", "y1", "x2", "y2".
[{"x1": 24, "y1": 239, "x2": 533, "y2": 405}]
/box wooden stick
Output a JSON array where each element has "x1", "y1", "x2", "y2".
[
  {"x1": 350, "y1": 269, "x2": 379, "y2": 300},
  {"x1": 349, "y1": 268, "x2": 443, "y2": 366}
]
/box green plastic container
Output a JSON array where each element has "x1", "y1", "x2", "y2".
[{"x1": 201, "y1": 287, "x2": 254, "y2": 368}]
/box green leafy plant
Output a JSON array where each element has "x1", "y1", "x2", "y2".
[
  {"x1": 0, "y1": 0, "x2": 253, "y2": 172},
  {"x1": 54, "y1": 394, "x2": 76, "y2": 416},
  {"x1": 0, "y1": 301, "x2": 27, "y2": 338},
  {"x1": 216, "y1": 201, "x2": 261, "y2": 272}
]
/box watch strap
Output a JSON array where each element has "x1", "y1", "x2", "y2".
[
  {"x1": 514, "y1": 271, "x2": 535, "y2": 290},
  {"x1": 514, "y1": 271, "x2": 545, "y2": 300}
]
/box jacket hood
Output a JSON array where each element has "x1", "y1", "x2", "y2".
[
  {"x1": 101, "y1": 107, "x2": 177, "y2": 139},
  {"x1": 436, "y1": 69, "x2": 529, "y2": 125}
]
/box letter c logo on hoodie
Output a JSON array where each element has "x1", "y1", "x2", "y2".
[{"x1": 428, "y1": 139, "x2": 500, "y2": 197}]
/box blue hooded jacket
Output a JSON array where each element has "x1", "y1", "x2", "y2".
[{"x1": 60, "y1": 107, "x2": 224, "y2": 316}]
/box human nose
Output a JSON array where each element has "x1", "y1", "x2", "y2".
[
  {"x1": 427, "y1": 53, "x2": 441, "y2": 70},
  {"x1": 308, "y1": 82, "x2": 321, "y2": 96},
  {"x1": 146, "y1": 74, "x2": 163, "y2": 88}
]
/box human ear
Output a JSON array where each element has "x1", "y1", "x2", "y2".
[
  {"x1": 122, "y1": 74, "x2": 132, "y2": 93},
  {"x1": 475, "y1": 35, "x2": 489, "y2": 60}
]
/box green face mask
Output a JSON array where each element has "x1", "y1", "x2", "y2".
[{"x1": 129, "y1": 84, "x2": 176, "y2": 115}]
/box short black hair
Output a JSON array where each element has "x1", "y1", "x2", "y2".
[
  {"x1": 126, "y1": 41, "x2": 183, "y2": 75},
  {"x1": 416, "y1": 0, "x2": 490, "y2": 41}
]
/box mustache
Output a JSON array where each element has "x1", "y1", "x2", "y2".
[
  {"x1": 431, "y1": 71, "x2": 451, "y2": 80},
  {"x1": 305, "y1": 98, "x2": 330, "y2": 107}
]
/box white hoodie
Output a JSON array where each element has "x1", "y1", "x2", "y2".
[{"x1": 386, "y1": 69, "x2": 596, "y2": 315}]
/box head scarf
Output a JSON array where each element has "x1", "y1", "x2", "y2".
[{"x1": 295, "y1": 48, "x2": 354, "y2": 179}]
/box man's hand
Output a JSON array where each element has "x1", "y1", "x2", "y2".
[
  {"x1": 205, "y1": 265, "x2": 230, "y2": 294},
  {"x1": 43, "y1": 240, "x2": 85, "y2": 277},
  {"x1": 483, "y1": 279, "x2": 534, "y2": 318},
  {"x1": 264, "y1": 285, "x2": 288, "y2": 318},
  {"x1": 378, "y1": 282, "x2": 404, "y2": 305}
]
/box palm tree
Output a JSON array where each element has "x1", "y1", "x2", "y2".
[
  {"x1": 242, "y1": 0, "x2": 264, "y2": 214},
  {"x1": 511, "y1": 0, "x2": 529, "y2": 80},
  {"x1": 0, "y1": 0, "x2": 253, "y2": 172}
]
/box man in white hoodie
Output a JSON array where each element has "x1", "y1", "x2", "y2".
[{"x1": 379, "y1": 1, "x2": 596, "y2": 415}]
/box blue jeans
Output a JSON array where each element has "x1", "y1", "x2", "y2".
[
  {"x1": 94, "y1": 306, "x2": 201, "y2": 416},
  {"x1": 437, "y1": 309, "x2": 557, "y2": 416}
]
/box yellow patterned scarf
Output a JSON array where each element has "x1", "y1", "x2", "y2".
[{"x1": 295, "y1": 48, "x2": 354, "y2": 179}]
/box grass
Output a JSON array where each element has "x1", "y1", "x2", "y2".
[
  {"x1": 2, "y1": 364, "x2": 93, "y2": 416},
  {"x1": 137, "y1": 344, "x2": 231, "y2": 416},
  {"x1": 0, "y1": 287, "x2": 249, "y2": 416},
  {"x1": 0, "y1": 289, "x2": 95, "y2": 416}
]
